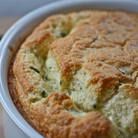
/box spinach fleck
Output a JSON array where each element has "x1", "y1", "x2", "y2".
[
  {"x1": 41, "y1": 91, "x2": 46, "y2": 98},
  {"x1": 93, "y1": 104, "x2": 97, "y2": 109},
  {"x1": 68, "y1": 91, "x2": 72, "y2": 95},
  {"x1": 93, "y1": 39, "x2": 97, "y2": 42},
  {"x1": 30, "y1": 66, "x2": 40, "y2": 73},
  {"x1": 117, "y1": 69, "x2": 125, "y2": 74},
  {"x1": 60, "y1": 32, "x2": 66, "y2": 38},
  {"x1": 80, "y1": 87, "x2": 83, "y2": 90}
]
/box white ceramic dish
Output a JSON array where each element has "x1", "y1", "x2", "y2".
[{"x1": 0, "y1": 1, "x2": 138, "y2": 138}]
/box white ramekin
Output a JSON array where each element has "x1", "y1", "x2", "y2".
[{"x1": 0, "y1": 1, "x2": 138, "y2": 138}]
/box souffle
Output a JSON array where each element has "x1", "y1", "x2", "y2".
[{"x1": 8, "y1": 11, "x2": 138, "y2": 138}]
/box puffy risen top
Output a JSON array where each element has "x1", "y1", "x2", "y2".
[{"x1": 9, "y1": 11, "x2": 138, "y2": 138}]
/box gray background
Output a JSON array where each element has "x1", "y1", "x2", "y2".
[
  {"x1": 1, "y1": 0, "x2": 135, "y2": 17},
  {"x1": 0, "y1": 0, "x2": 62, "y2": 17}
]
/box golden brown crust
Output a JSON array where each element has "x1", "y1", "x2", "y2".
[{"x1": 8, "y1": 11, "x2": 138, "y2": 138}]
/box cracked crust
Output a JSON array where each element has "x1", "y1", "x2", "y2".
[{"x1": 8, "y1": 11, "x2": 138, "y2": 137}]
